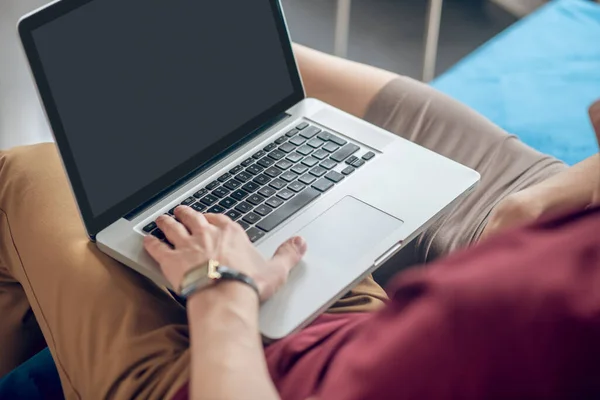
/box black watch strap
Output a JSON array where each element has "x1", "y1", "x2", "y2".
[{"x1": 216, "y1": 266, "x2": 260, "y2": 298}]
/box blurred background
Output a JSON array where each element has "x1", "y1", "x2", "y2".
[{"x1": 0, "y1": 0, "x2": 544, "y2": 150}]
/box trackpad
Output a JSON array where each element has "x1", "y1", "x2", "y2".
[{"x1": 297, "y1": 196, "x2": 404, "y2": 269}]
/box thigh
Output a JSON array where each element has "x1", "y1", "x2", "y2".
[
  {"x1": 364, "y1": 77, "x2": 567, "y2": 263},
  {"x1": 0, "y1": 144, "x2": 189, "y2": 399}
]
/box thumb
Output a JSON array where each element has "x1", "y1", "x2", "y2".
[{"x1": 269, "y1": 236, "x2": 307, "y2": 274}]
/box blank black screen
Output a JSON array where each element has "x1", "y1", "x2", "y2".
[{"x1": 32, "y1": 0, "x2": 295, "y2": 217}]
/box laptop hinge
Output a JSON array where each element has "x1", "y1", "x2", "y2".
[{"x1": 124, "y1": 112, "x2": 291, "y2": 221}]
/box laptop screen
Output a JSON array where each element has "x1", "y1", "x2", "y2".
[{"x1": 19, "y1": 0, "x2": 303, "y2": 235}]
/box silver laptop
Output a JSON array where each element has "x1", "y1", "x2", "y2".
[{"x1": 18, "y1": 0, "x2": 479, "y2": 340}]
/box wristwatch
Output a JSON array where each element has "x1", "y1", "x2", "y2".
[{"x1": 179, "y1": 259, "x2": 259, "y2": 299}]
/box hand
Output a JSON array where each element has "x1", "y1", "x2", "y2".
[
  {"x1": 480, "y1": 190, "x2": 545, "y2": 241},
  {"x1": 143, "y1": 206, "x2": 307, "y2": 301}
]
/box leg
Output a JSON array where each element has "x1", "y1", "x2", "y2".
[
  {"x1": 295, "y1": 45, "x2": 567, "y2": 264},
  {"x1": 0, "y1": 144, "x2": 190, "y2": 399}
]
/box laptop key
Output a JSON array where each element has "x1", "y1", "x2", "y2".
[
  {"x1": 200, "y1": 194, "x2": 219, "y2": 206},
  {"x1": 247, "y1": 194, "x2": 265, "y2": 206},
  {"x1": 242, "y1": 182, "x2": 260, "y2": 193},
  {"x1": 241, "y1": 158, "x2": 254, "y2": 167},
  {"x1": 291, "y1": 164, "x2": 309, "y2": 175},
  {"x1": 277, "y1": 188, "x2": 295, "y2": 201},
  {"x1": 351, "y1": 159, "x2": 366, "y2": 168},
  {"x1": 288, "y1": 181, "x2": 307, "y2": 192},
  {"x1": 191, "y1": 202, "x2": 207, "y2": 212},
  {"x1": 225, "y1": 209, "x2": 242, "y2": 221},
  {"x1": 345, "y1": 155, "x2": 359, "y2": 165},
  {"x1": 257, "y1": 157, "x2": 275, "y2": 168},
  {"x1": 219, "y1": 197, "x2": 237, "y2": 209},
  {"x1": 296, "y1": 145, "x2": 313, "y2": 156},
  {"x1": 212, "y1": 187, "x2": 230, "y2": 198},
  {"x1": 193, "y1": 188, "x2": 208, "y2": 198},
  {"x1": 142, "y1": 222, "x2": 157, "y2": 233},
  {"x1": 253, "y1": 174, "x2": 271, "y2": 185},
  {"x1": 152, "y1": 228, "x2": 166, "y2": 240},
  {"x1": 207, "y1": 205, "x2": 226, "y2": 214},
  {"x1": 243, "y1": 212, "x2": 262, "y2": 225},
  {"x1": 254, "y1": 204, "x2": 273, "y2": 217},
  {"x1": 341, "y1": 166, "x2": 356, "y2": 176},
  {"x1": 235, "y1": 171, "x2": 253, "y2": 183},
  {"x1": 300, "y1": 126, "x2": 321, "y2": 139},
  {"x1": 317, "y1": 131, "x2": 331, "y2": 141},
  {"x1": 263, "y1": 142, "x2": 277, "y2": 152},
  {"x1": 258, "y1": 186, "x2": 277, "y2": 198},
  {"x1": 286, "y1": 128, "x2": 299, "y2": 137},
  {"x1": 296, "y1": 122, "x2": 309, "y2": 130},
  {"x1": 269, "y1": 178, "x2": 287, "y2": 190},
  {"x1": 301, "y1": 157, "x2": 319, "y2": 167},
  {"x1": 320, "y1": 159, "x2": 338, "y2": 170},
  {"x1": 253, "y1": 150, "x2": 266, "y2": 159},
  {"x1": 229, "y1": 165, "x2": 244, "y2": 175},
  {"x1": 168, "y1": 207, "x2": 177, "y2": 215},
  {"x1": 246, "y1": 164, "x2": 264, "y2": 175},
  {"x1": 257, "y1": 187, "x2": 321, "y2": 232},
  {"x1": 310, "y1": 166, "x2": 327, "y2": 177},
  {"x1": 289, "y1": 135, "x2": 306, "y2": 146},
  {"x1": 206, "y1": 181, "x2": 220, "y2": 190},
  {"x1": 281, "y1": 171, "x2": 298, "y2": 182},
  {"x1": 307, "y1": 138, "x2": 325, "y2": 148},
  {"x1": 265, "y1": 195, "x2": 285, "y2": 208},
  {"x1": 312, "y1": 178, "x2": 335, "y2": 193},
  {"x1": 238, "y1": 220, "x2": 250, "y2": 230},
  {"x1": 264, "y1": 166, "x2": 283, "y2": 177},
  {"x1": 331, "y1": 144, "x2": 360, "y2": 162},
  {"x1": 223, "y1": 179, "x2": 242, "y2": 191},
  {"x1": 362, "y1": 151, "x2": 375, "y2": 161},
  {"x1": 246, "y1": 227, "x2": 265, "y2": 243},
  {"x1": 325, "y1": 171, "x2": 345, "y2": 183},
  {"x1": 181, "y1": 196, "x2": 195, "y2": 206},
  {"x1": 218, "y1": 173, "x2": 232, "y2": 182},
  {"x1": 230, "y1": 189, "x2": 249, "y2": 201},
  {"x1": 278, "y1": 142, "x2": 296, "y2": 153},
  {"x1": 328, "y1": 134, "x2": 348, "y2": 146},
  {"x1": 268, "y1": 149, "x2": 286, "y2": 160},
  {"x1": 298, "y1": 174, "x2": 317, "y2": 185},
  {"x1": 235, "y1": 201, "x2": 253, "y2": 213},
  {"x1": 275, "y1": 136, "x2": 287, "y2": 144},
  {"x1": 312, "y1": 149, "x2": 329, "y2": 160},
  {"x1": 285, "y1": 152, "x2": 303, "y2": 163},
  {"x1": 322, "y1": 142, "x2": 340, "y2": 153}
]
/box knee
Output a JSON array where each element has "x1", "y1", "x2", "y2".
[{"x1": 0, "y1": 143, "x2": 59, "y2": 176}]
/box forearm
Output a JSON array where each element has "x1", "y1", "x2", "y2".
[
  {"x1": 187, "y1": 283, "x2": 279, "y2": 400},
  {"x1": 524, "y1": 154, "x2": 600, "y2": 217}
]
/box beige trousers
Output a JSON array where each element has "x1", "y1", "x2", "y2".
[{"x1": 0, "y1": 77, "x2": 565, "y2": 399}]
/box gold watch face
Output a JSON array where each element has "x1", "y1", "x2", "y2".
[{"x1": 207, "y1": 259, "x2": 221, "y2": 280}]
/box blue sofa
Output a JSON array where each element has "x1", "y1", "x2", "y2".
[{"x1": 2, "y1": 0, "x2": 599, "y2": 398}]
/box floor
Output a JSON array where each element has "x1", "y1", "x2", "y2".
[{"x1": 0, "y1": 0, "x2": 516, "y2": 150}]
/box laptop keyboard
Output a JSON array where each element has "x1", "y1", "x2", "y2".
[{"x1": 142, "y1": 122, "x2": 376, "y2": 244}]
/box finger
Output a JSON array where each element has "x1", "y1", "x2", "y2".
[
  {"x1": 143, "y1": 235, "x2": 174, "y2": 264},
  {"x1": 156, "y1": 215, "x2": 190, "y2": 246},
  {"x1": 174, "y1": 205, "x2": 209, "y2": 234},
  {"x1": 268, "y1": 236, "x2": 307, "y2": 275},
  {"x1": 204, "y1": 213, "x2": 234, "y2": 228}
]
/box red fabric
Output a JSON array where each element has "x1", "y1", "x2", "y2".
[{"x1": 173, "y1": 207, "x2": 600, "y2": 400}]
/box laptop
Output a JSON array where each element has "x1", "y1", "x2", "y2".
[{"x1": 18, "y1": 0, "x2": 479, "y2": 340}]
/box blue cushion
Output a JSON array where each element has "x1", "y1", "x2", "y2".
[
  {"x1": 432, "y1": 0, "x2": 600, "y2": 165},
  {"x1": 0, "y1": 348, "x2": 62, "y2": 399}
]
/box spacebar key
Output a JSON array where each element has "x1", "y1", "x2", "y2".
[{"x1": 256, "y1": 188, "x2": 320, "y2": 232}]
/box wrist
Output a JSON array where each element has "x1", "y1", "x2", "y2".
[{"x1": 187, "y1": 280, "x2": 260, "y2": 324}]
